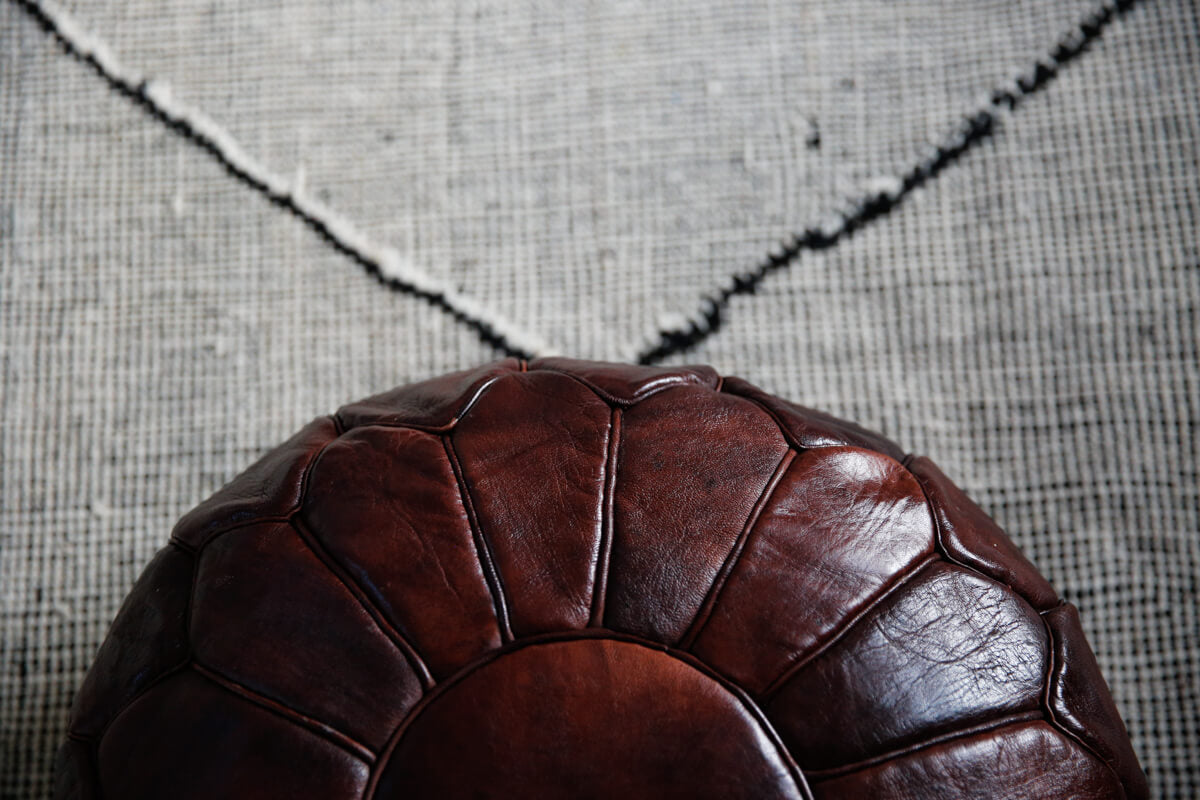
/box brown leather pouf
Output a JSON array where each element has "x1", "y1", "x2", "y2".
[{"x1": 55, "y1": 358, "x2": 1147, "y2": 799}]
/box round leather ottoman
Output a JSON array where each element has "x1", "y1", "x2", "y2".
[{"x1": 55, "y1": 358, "x2": 1147, "y2": 799}]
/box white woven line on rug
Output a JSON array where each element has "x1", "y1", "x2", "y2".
[
  {"x1": 631, "y1": 0, "x2": 1145, "y2": 365},
  {"x1": 14, "y1": 0, "x2": 555, "y2": 361}
]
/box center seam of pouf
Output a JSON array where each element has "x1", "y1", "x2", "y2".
[{"x1": 365, "y1": 630, "x2": 810, "y2": 799}]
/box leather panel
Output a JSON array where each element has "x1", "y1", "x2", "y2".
[
  {"x1": 171, "y1": 415, "x2": 339, "y2": 550},
  {"x1": 335, "y1": 359, "x2": 521, "y2": 431},
  {"x1": 98, "y1": 670, "x2": 370, "y2": 799},
  {"x1": 770, "y1": 562, "x2": 1049, "y2": 769},
  {"x1": 810, "y1": 721, "x2": 1123, "y2": 800},
  {"x1": 51, "y1": 739, "x2": 96, "y2": 800},
  {"x1": 190, "y1": 521, "x2": 422, "y2": 750},
  {"x1": 906, "y1": 455, "x2": 1058, "y2": 610},
  {"x1": 605, "y1": 385, "x2": 789, "y2": 642},
  {"x1": 301, "y1": 426, "x2": 501, "y2": 678},
  {"x1": 1045, "y1": 603, "x2": 1148, "y2": 800},
  {"x1": 722, "y1": 377, "x2": 906, "y2": 461},
  {"x1": 450, "y1": 371, "x2": 611, "y2": 636},
  {"x1": 690, "y1": 446, "x2": 934, "y2": 693},
  {"x1": 374, "y1": 637, "x2": 809, "y2": 800},
  {"x1": 69, "y1": 544, "x2": 193, "y2": 738}
]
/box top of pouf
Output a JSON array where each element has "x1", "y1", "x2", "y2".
[{"x1": 56, "y1": 358, "x2": 1147, "y2": 799}]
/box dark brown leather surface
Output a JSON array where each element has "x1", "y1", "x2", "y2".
[{"x1": 56, "y1": 358, "x2": 1148, "y2": 799}]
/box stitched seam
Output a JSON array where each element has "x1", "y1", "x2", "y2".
[
  {"x1": 530, "y1": 366, "x2": 633, "y2": 406},
  {"x1": 902, "y1": 456, "x2": 1066, "y2": 617},
  {"x1": 169, "y1": 415, "x2": 341, "y2": 552},
  {"x1": 905, "y1": 455, "x2": 977, "y2": 573},
  {"x1": 332, "y1": 419, "x2": 454, "y2": 434},
  {"x1": 183, "y1": 541, "x2": 198, "y2": 676},
  {"x1": 533, "y1": 365, "x2": 716, "y2": 407},
  {"x1": 67, "y1": 734, "x2": 105, "y2": 800},
  {"x1": 166, "y1": 537, "x2": 196, "y2": 556},
  {"x1": 174, "y1": 431, "x2": 437, "y2": 694},
  {"x1": 60, "y1": 734, "x2": 105, "y2": 800},
  {"x1": 761, "y1": 553, "x2": 940, "y2": 700},
  {"x1": 169, "y1": 513, "x2": 292, "y2": 552},
  {"x1": 190, "y1": 661, "x2": 375, "y2": 764},
  {"x1": 87, "y1": 546, "x2": 200, "y2": 748},
  {"x1": 635, "y1": 0, "x2": 1143, "y2": 365},
  {"x1": 288, "y1": 514, "x2": 433, "y2": 688},
  {"x1": 728, "y1": 384, "x2": 906, "y2": 462},
  {"x1": 679, "y1": 448, "x2": 796, "y2": 650},
  {"x1": 899, "y1": 459, "x2": 1128, "y2": 793},
  {"x1": 292, "y1": 433, "x2": 433, "y2": 686},
  {"x1": 1038, "y1": 613, "x2": 1129, "y2": 796},
  {"x1": 294, "y1": 417, "x2": 345, "y2": 501},
  {"x1": 729, "y1": 390, "x2": 809, "y2": 454},
  {"x1": 804, "y1": 710, "x2": 1044, "y2": 781},
  {"x1": 88, "y1": 658, "x2": 192, "y2": 749},
  {"x1": 442, "y1": 433, "x2": 513, "y2": 642},
  {"x1": 902, "y1": 453, "x2": 1040, "y2": 600},
  {"x1": 590, "y1": 407, "x2": 622, "y2": 627},
  {"x1": 337, "y1": 374, "x2": 514, "y2": 435},
  {"x1": 364, "y1": 630, "x2": 813, "y2": 800},
  {"x1": 12, "y1": 0, "x2": 551, "y2": 360},
  {"x1": 446, "y1": 374, "x2": 513, "y2": 429}
]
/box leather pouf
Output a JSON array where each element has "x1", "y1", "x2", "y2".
[{"x1": 55, "y1": 358, "x2": 1147, "y2": 799}]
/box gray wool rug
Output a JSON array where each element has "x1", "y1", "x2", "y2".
[{"x1": 2, "y1": 0, "x2": 1197, "y2": 796}]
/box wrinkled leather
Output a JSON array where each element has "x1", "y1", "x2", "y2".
[{"x1": 56, "y1": 358, "x2": 1147, "y2": 799}]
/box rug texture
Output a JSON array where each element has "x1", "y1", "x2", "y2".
[{"x1": 2, "y1": 0, "x2": 1197, "y2": 796}]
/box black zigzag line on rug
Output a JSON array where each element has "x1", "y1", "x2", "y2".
[
  {"x1": 12, "y1": 0, "x2": 545, "y2": 361},
  {"x1": 637, "y1": 0, "x2": 1144, "y2": 366}
]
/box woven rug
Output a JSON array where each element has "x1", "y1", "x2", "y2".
[{"x1": 2, "y1": 0, "x2": 1197, "y2": 796}]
